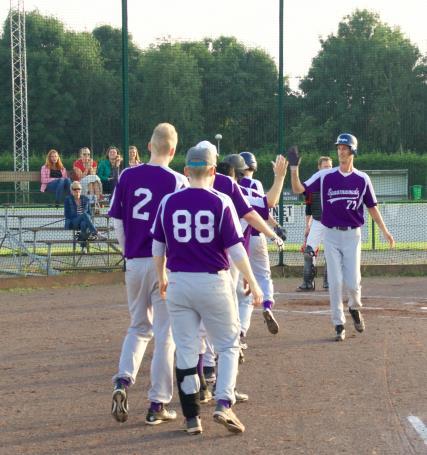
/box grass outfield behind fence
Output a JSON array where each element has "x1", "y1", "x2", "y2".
[{"x1": 0, "y1": 200, "x2": 425, "y2": 276}]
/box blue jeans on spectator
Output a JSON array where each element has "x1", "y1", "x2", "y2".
[
  {"x1": 69, "y1": 213, "x2": 97, "y2": 236},
  {"x1": 68, "y1": 214, "x2": 97, "y2": 247},
  {"x1": 46, "y1": 178, "x2": 71, "y2": 203}
]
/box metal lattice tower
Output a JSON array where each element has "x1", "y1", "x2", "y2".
[{"x1": 10, "y1": 0, "x2": 29, "y2": 203}]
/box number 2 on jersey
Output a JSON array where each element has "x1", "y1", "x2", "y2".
[{"x1": 132, "y1": 188, "x2": 153, "y2": 220}]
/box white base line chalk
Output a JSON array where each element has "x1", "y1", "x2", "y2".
[{"x1": 407, "y1": 416, "x2": 427, "y2": 445}]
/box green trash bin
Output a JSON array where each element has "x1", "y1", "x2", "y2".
[{"x1": 411, "y1": 185, "x2": 422, "y2": 200}]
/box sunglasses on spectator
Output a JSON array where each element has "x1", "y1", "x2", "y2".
[{"x1": 72, "y1": 187, "x2": 82, "y2": 191}]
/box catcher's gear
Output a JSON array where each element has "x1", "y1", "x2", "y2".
[
  {"x1": 286, "y1": 145, "x2": 300, "y2": 166},
  {"x1": 323, "y1": 262, "x2": 329, "y2": 289},
  {"x1": 335, "y1": 133, "x2": 358, "y2": 155},
  {"x1": 222, "y1": 154, "x2": 248, "y2": 177},
  {"x1": 274, "y1": 224, "x2": 287, "y2": 241},
  {"x1": 298, "y1": 245, "x2": 316, "y2": 291},
  {"x1": 271, "y1": 235, "x2": 284, "y2": 252},
  {"x1": 239, "y1": 151, "x2": 257, "y2": 171}
]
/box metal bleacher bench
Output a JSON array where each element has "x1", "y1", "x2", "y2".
[
  {"x1": 0, "y1": 171, "x2": 41, "y2": 182},
  {"x1": 3, "y1": 211, "x2": 122, "y2": 272}
]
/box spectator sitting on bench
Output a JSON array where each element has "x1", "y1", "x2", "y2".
[
  {"x1": 65, "y1": 181, "x2": 99, "y2": 252},
  {"x1": 73, "y1": 147, "x2": 103, "y2": 207},
  {"x1": 128, "y1": 145, "x2": 142, "y2": 167},
  {"x1": 97, "y1": 146, "x2": 123, "y2": 197},
  {"x1": 40, "y1": 149, "x2": 71, "y2": 206}
]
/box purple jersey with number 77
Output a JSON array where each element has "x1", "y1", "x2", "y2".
[
  {"x1": 303, "y1": 167, "x2": 377, "y2": 228},
  {"x1": 108, "y1": 163, "x2": 188, "y2": 259}
]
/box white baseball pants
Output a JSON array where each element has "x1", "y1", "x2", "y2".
[
  {"x1": 249, "y1": 234, "x2": 274, "y2": 302},
  {"x1": 167, "y1": 271, "x2": 240, "y2": 404},
  {"x1": 113, "y1": 257, "x2": 175, "y2": 404},
  {"x1": 323, "y1": 228, "x2": 362, "y2": 326}
]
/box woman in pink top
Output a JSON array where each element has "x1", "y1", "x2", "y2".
[{"x1": 40, "y1": 149, "x2": 71, "y2": 205}]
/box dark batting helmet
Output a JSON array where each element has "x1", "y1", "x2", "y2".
[
  {"x1": 221, "y1": 154, "x2": 248, "y2": 177},
  {"x1": 239, "y1": 151, "x2": 257, "y2": 171},
  {"x1": 335, "y1": 133, "x2": 358, "y2": 155}
]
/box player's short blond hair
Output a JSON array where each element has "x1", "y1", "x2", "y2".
[
  {"x1": 318, "y1": 156, "x2": 332, "y2": 168},
  {"x1": 150, "y1": 123, "x2": 178, "y2": 155},
  {"x1": 186, "y1": 166, "x2": 213, "y2": 179}
]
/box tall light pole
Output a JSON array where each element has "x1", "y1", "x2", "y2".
[
  {"x1": 278, "y1": 0, "x2": 285, "y2": 266},
  {"x1": 10, "y1": 0, "x2": 29, "y2": 203},
  {"x1": 215, "y1": 133, "x2": 222, "y2": 155},
  {"x1": 121, "y1": 0, "x2": 129, "y2": 168}
]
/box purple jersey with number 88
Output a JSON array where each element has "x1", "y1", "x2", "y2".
[{"x1": 151, "y1": 187, "x2": 244, "y2": 273}]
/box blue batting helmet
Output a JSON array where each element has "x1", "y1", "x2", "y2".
[
  {"x1": 239, "y1": 151, "x2": 257, "y2": 171},
  {"x1": 335, "y1": 133, "x2": 358, "y2": 155}
]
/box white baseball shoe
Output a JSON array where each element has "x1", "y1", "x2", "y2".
[
  {"x1": 213, "y1": 404, "x2": 245, "y2": 433},
  {"x1": 111, "y1": 380, "x2": 129, "y2": 423}
]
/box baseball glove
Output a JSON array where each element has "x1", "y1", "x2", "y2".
[
  {"x1": 286, "y1": 145, "x2": 300, "y2": 166},
  {"x1": 274, "y1": 224, "x2": 287, "y2": 241}
]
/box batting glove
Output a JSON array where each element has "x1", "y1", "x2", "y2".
[
  {"x1": 271, "y1": 235, "x2": 285, "y2": 252},
  {"x1": 274, "y1": 224, "x2": 287, "y2": 241},
  {"x1": 286, "y1": 145, "x2": 300, "y2": 167}
]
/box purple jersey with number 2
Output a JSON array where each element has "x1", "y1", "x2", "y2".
[
  {"x1": 108, "y1": 163, "x2": 188, "y2": 259},
  {"x1": 151, "y1": 187, "x2": 244, "y2": 273},
  {"x1": 303, "y1": 167, "x2": 377, "y2": 228}
]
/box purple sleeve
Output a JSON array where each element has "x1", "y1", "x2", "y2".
[
  {"x1": 363, "y1": 175, "x2": 377, "y2": 208},
  {"x1": 303, "y1": 171, "x2": 321, "y2": 193},
  {"x1": 150, "y1": 200, "x2": 166, "y2": 243},
  {"x1": 231, "y1": 181, "x2": 253, "y2": 218},
  {"x1": 107, "y1": 177, "x2": 123, "y2": 219},
  {"x1": 220, "y1": 205, "x2": 244, "y2": 250}
]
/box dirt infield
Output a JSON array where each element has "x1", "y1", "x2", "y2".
[{"x1": 1, "y1": 276, "x2": 426, "y2": 454}]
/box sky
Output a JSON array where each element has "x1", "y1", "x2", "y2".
[{"x1": 1, "y1": 1, "x2": 426, "y2": 89}]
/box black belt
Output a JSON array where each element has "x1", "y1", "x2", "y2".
[{"x1": 331, "y1": 226, "x2": 357, "y2": 231}]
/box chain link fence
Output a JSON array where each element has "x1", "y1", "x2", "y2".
[{"x1": 0, "y1": 5, "x2": 426, "y2": 276}]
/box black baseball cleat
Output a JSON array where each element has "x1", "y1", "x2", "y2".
[
  {"x1": 185, "y1": 416, "x2": 203, "y2": 435},
  {"x1": 238, "y1": 347, "x2": 245, "y2": 364},
  {"x1": 349, "y1": 308, "x2": 365, "y2": 332},
  {"x1": 335, "y1": 324, "x2": 345, "y2": 341},
  {"x1": 111, "y1": 380, "x2": 129, "y2": 423},
  {"x1": 263, "y1": 309, "x2": 279, "y2": 334},
  {"x1": 297, "y1": 281, "x2": 315, "y2": 292}
]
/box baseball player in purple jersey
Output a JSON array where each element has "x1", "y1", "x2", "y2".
[
  {"x1": 297, "y1": 156, "x2": 333, "y2": 292},
  {"x1": 152, "y1": 144, "x2": 262, "y2": 435},
  {"x1": 289, "y1": 134, "x2": 395, "y2": 341},
  {"x1": 220, "y1": 154, "x2": 287, "y2": 340},
  {"x1": 108, "y1": 123, "x2": 188, "y2": 424},
  {"x1": 238, "y1": 152, "x2": 288, "y2": 338}
]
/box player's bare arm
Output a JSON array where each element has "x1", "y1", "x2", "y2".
[
  {"x1": 367, "y1": 206, "x2": 395, "y2": 248},
  {"x1": 228, "y1": 248, "x2": 263, "y2": 306},
  {"x1": 266, "y1": 155, "x2": 288, "y2": 207},
  {"x1": 243, "y1": 210, "x2": 284, "y2": 251},
  {"x1": 153, "y1": 255, "x2": 168, "y2": 300}
]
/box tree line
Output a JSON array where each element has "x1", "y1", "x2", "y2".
[{"x1": 0, "y1": 8, "x2": 425, "y2": 160}]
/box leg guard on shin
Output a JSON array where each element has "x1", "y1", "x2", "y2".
[
  {"x1": 323, "y1": 261, "x2": 329, "y2": 289},
  {"x1": 299, "y1": 246, "x2": 316, "y2": 290},
  {"x1": 176, "y1": 367, "x2": 200, "y2": 418}
]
